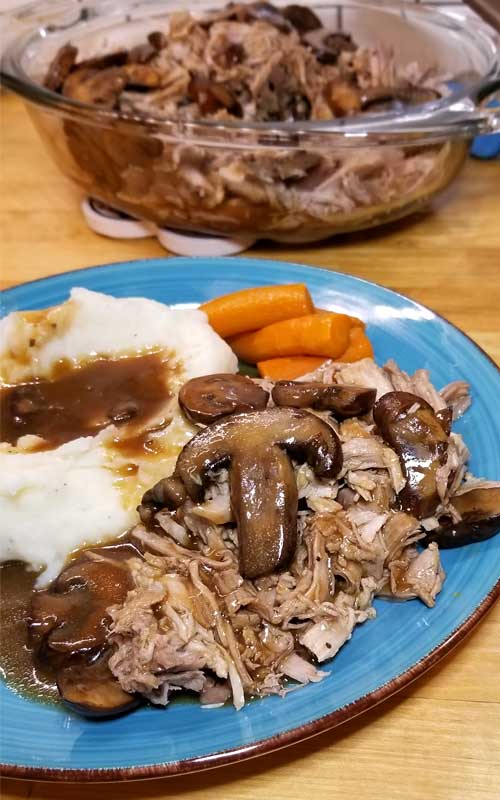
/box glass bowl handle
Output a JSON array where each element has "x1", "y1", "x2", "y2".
[{"x1": 472, "y1": 79, "x2": 500, "y2": 134}]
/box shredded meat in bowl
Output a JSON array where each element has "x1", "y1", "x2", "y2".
[{"x1": 43, "y1": 2, "x2": 464, "y2": 241}]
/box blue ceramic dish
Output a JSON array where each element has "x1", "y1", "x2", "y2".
[{"x1": 1, "y1": 257, "x2": 499, "y2": 781}]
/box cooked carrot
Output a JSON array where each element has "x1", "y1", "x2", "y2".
[
  {"x1": 257, "y1": 356, "x2": 328, "y2": 381},
  {"x1": 315, "y1": 308, "x2": 365, "y2": 329},
  {"x1": 229, "y1": 312, "x2": 351, "y2": 364},
  {"x1": 347, "y1": 315, "x2": 365, "y2": 329},
  {"x1": 337, "y1": 326, "x2": 374, "y2": 362},
  {"x1": 200, "y1": 284, "x2": 314, "y2": 339}
]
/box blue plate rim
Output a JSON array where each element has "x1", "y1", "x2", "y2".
[
  {"x1": 1, "y1": 579, "x2": 500, "y2": 783},
  {"x1": 1, "y1": 257, "x2": 499, "y2": 782}
]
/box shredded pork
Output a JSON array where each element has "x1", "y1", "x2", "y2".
[
  {"x1": 105, "y1": 358, "x2": 477, "y2": 710},
  {"x1": 45, "y1": 3, "x2": 453, "y2": 241}
]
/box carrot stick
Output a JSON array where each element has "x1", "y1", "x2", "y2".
[
  {"x1": 200, "y1": 284, "x2": 314, "y2": 339},
  {"x1": 337, "y1": 326, "x2": 374, "y2": 362},
  {"x1": 257, "y1": 356, "x2": 328, "y2": 380},
  {"x1": 229, "y1": 312, "x2": 351, "y2": 364},
  {"x1": 347, "y1": 316, "x2": 365, "y2": 329},
  {"x1": 315, "y1": 308, "x2": 365, "y2": 329}
]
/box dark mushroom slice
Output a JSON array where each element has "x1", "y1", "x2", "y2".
[
  {"x1": 373, "y1": 391, "x2": 448, "y2": 519},
  {"x1": 436, "y1": 406, "x2": 453, "y2": 437},
  {"x1": 28, "y1": 556, "x2": 132, "y2": 654},
  {"x1": 236, "y1": 2, "x2": 294, "y2": 32},
  {"x1": 361, "y1": 86, "x2": 440, "y2": 113},
  {"x1": 73, "y1": 50, "x2": 129, "y2": 72},
  {"x1": 63, "y1": 61, "x2": 162, "y2": 106},
  {"x1": 322, "y1": 32, "x2": 357, "y2": 52},
  {"x1": 199, "y1": 1, "x2": 290, "y2": 30},
  {"x1": 272, "y1": 381, "x2": 376, "y2": 417},
  {"x1": 62, "y1": 66, "x2": 127, "y2": 108},
  {"x1": 188, "y1": 76, "x2": 241, "y2": 116},
  {"x1": 57, "y1": 652, "x2": 139, "y2": 718},
  {"x1": 148, "y1": 31, "x2": 167, "y2": 51},
  {"x1": 218, "y1": 42, "x2": 246, "y2": 69},
  {"x1": 283, "y1": 5, "x2": 322, "y2": 33},
  {"x1": 139, "y1": 475, "x2": 188, "y2": 524},
  {"x1": 44, "y1": 43, "x2": 78, "y2": 92},
  {"x1": 310, "y1": 32, "x2": 356, "y2": 64},
  {"x1": 127, "y1": 42, "x2": 157, "y2": 65},
  {"x1": 170, "y1": 407, "x2": 342, "y2": 579},
  {"x1": 426, "y1": 486, "x2": 500, "y2": 548},
  {"x1": 179, "y1": 374, "x2": 269, "y2": 424}
]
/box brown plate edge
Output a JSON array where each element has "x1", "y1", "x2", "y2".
[{"x1": 2, "y1": 574, "x2": 499, "y2": 783}]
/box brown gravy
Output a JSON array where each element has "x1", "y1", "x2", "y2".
[
  {"x1": 0, "y1": 563, "x2": 58, "y2": 703},
  {"x1": 0, "y1": 542, "x2": 141, "y2": 704},
  {"x1": 1, "y1": 352, "x2": 172, "y2": 452}
]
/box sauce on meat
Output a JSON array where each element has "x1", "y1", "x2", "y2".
[
  {"x1": 0, "y1": 541, "x2": 141, "y2": 704},
  {"x1": 1, "y1": 352, "x2": 173, "y2": 453}
]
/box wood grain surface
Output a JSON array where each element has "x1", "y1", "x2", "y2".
[{"x1": 1, "y1": 92, "x2": 499, "y2": 800}]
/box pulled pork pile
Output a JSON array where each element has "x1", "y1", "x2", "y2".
[
  {"x1": 44, "y1": 3, "x2": 456, "y2": 239},
  {"x1": 114, "y1": 6, "x2": 444, "y2": 123},
  {"x1": 107, "y1": 358, "x2": 474, "y2": 710},
  {"x1": 48, "y1": 3, "x2": 446, "y2": 124}
]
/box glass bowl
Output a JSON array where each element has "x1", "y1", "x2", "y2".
[{"x1": 2, "y1": 0, "x2": 500, "y2": 243}]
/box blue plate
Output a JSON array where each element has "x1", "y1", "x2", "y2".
[{"x1": 1, "y1": 257, "x2": 499, "y2": 781}]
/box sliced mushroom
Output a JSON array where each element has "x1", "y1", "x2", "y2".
[
  {"x1": 179, "y1": 374, "x2": 269, "y2": 424},
  {"x1": 148, "y1": 31, "x2": 167, "y2": 51},
  {"x1": 74, "y1": 50, "x2": 129, "y2": 72},
  {"x1": 283, "y1": 5, "x2": 322, "y2": 33},
  {"x1": 373, "y1": 391, "x2": 448, "y2": 519},
  {"x1": 139, "y1": 475, "x2": 188, "y2": 523},
  {"x1": 199, "y1": 1, "x2": 290, "y2": 30},
  {"x1": 29, "y1": 556, "x2": 132, "y2": 653},
  {"x1": 237, "y1": 2, "x2": 294, "y2": 32},
  {"x1": 361, "y1": 86, "x2": 440, "y2": 112},
  {"x1": 426, "y1": 486, "x2": 500, "y2": 548},
  {"x1": 311, "y1": 32, "x2": 356, "y2": 64},
  {"x1": 57, "y1": 653, "x2": 139, "y2": 718},
  {"x1": 62, "y1": 66, "x2": 126, "y2": 108},
  {"x1": 164, "y1": 407, "x2": 342, "y2": 578},
  {"x1": 44, "y1": 43, "x2": 78, "y2": 92},
  {"x1": 436, "y1": 406, "x2": 453, "y2": 437},
  {"x1": 219, "y1": 42, "x2": 246, "y2": 69},
  {"x1": 127, "y1": 43, "x2": 157, "y2": 65},
  {"x1": 272, "y1": 381, "x2": 376, "y2": 417},
  {"x1": 188, "y1": 76, "x2": 240, "y2": 116}
]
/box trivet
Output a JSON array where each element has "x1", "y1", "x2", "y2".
[{"x1": 82, "y1": 198, "x2": 256, "y2": 256}]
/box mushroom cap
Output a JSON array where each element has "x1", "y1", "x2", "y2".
[
  {"x1": 57, "y1": 653, "x2": 139, "y2": 718},
  {"x1": 426, "y1": 486, "x2": 500, "y2": 548},
  {"x1": 272, "y1": 381, "x2": 376, "y2": 417},
  {"x1": 175, "y1": 406, "x2": 342, "y2": 502},
  {"x1": 29, "y1": 556, "x2": 132, "y2": 654},
  {"x1": 179, "y1": 373, "x2": 269, "y2": 424},
  {"x1": 373, "y1": 391, "x2": 449, "y2": 519},
  {"x1": 171, "y1": 406, "x2": 343, "y2": 578}
]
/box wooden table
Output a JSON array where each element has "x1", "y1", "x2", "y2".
[{"x1": 1, "y1": 92, "x2": 500, "y2": 800}]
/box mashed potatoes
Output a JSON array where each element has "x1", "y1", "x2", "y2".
[{"x1": 0, "y1": 288, "x2": 237, "y2": 584}]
